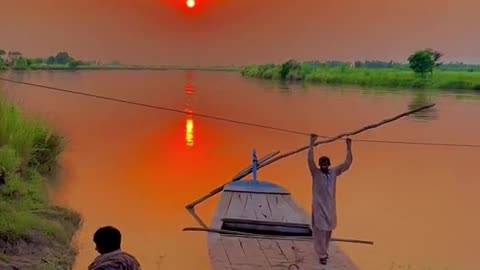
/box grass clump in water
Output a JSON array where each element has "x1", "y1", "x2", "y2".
[{"x1": 0, "y1": 97, "x2": 81, "y2": 269}]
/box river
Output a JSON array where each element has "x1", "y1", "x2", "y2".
[{"x1": 0, "y1": 70, "x2": 479, "y2": 270}]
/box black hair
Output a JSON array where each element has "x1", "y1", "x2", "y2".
[
  {"x1": 93, "y1": 226, "x2": 122, "y2": 254},
  {"x1": 318, "y1": 156, "x2": 331, "y2": 166}
]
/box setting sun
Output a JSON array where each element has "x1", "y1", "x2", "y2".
[{"x1": 186, "y1": 0, "x2": 195, "y2": 8}]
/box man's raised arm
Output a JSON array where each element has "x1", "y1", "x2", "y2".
[
  {"x1": 308, "y1": 134, "x2": 318, "y2": 176},
  {"x1": 334, "y1": 137, "x2": 353, "y2": 176}
]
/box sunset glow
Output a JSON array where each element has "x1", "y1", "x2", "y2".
[
  {"x1": 186, "y1": 117, "x2": 194, "y2": 147},
  {"x1": 186, "y1": 0, "x2": 195, "y2": 8}
]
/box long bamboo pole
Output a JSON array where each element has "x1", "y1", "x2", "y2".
[
  {"x1": 185, "y1": 103, "x2": 435, "y2": 210},
  {"x1": 182, "y1": 227, "x2": 374, "y2": 245},
  {"x1": 261, "y1": 103, "x2": 436, "y2": 168}
]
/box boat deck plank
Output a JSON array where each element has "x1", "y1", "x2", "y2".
[
  {"x1": 208, "y1": 190, "x2": 360, "y2": 270},
  {"x1": 225, "y1": 191, "x2": 306, "y2": 224}
]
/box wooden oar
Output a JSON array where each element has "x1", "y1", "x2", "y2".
[
  {"x1": 185, "y1": 103, "x2": 435, "y2": 210},
  {"x1": 182, "y1": 227, "x2": 374, "y2": 245}
]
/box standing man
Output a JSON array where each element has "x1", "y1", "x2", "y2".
[{"x1": 308, "y1": 134, "x2": 353, "y2": 265}]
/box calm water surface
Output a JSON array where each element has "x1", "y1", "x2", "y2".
[{"x1": 1, "y1": 70, "x2": 479, "y2": 270}]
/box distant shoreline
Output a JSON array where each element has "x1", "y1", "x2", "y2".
[
  {"x1": 0, "y1": 50, "x2": 241, "y2": 72},
  {"x1": 3, "y1": 64, "x2": 480, "y2": 92},
  {"x1": 0, "y1": 64, "x2": 240, "y2": 71},
  {"x1": 2, "y1": 49, "x2": 480, "y2": 91},
  {"x1": 239, "y1": 62, "x2": 480, "y2": 91}
]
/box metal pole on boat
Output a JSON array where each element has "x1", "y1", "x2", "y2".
[{"x1": 252, "y1": 149, "x2": 258, "y2": 183}]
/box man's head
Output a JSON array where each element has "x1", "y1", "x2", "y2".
[
  {"x1": 319, "y1": 156, "x2": 330, "y2": 173},
  {"x1": 93, "y1": 226, "x2": 121, "y2": 254}
]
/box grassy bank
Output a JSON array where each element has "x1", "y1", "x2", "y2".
[
  {"x1": 241, "y1": 62, "x2": 480, "y2": 91},
  {"x1": 0, "y1": 98, "x2": 81, "y2": 269}
]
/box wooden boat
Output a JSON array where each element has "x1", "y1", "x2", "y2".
[{"x1": 206, "y1": 151, "x2": 360, "y2": 270}]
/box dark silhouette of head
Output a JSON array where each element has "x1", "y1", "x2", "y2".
[
  {"x1": 93, "y1": 226, "x2": 122, "y2": 254},
  {"x1": 318, "y1": 156, "x2": 331, "y2": 173}
]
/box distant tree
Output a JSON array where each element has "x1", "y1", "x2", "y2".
[
  {"x1": 31, "y1": 58, "x2": 45, "y2": 65},
  {"x1": 280, "y1": 60, "x2": 301, "y2": 80},
  {"x1": 67, "y1": 60, "x2": 81, "y2": 69},
  {"x1": 54, "y1": 52, "x2": 74, "y2": 65},
  {"x1": 46, "y1": 56, "x2": 56, "y2": 65},
  {"x1": 7, "y1": 51, "x2": 22, "y2": 66},
  {"x1": 428, "y1": 48, "x2": 443, "y2": 67},
  {"x1": 13, "y1": 57, "x2": 28, "y2": 70},
  {"x1": 408, "y1": 49, "x2": 441, "y2": 76},
  {"x1": 0, "y1": 50, "x2": 5, "y2": 68}
]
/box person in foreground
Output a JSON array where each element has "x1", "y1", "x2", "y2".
[
  {"x1": 88, "y1": 226, "x2": 142, "y2": 270},
  {"x1": 308, "y1": 134, "x2": 353, "y2": 265}
]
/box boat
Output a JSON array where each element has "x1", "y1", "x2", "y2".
[{"x1": 206, "y1": 150, "x2": 360, "y2": 270}]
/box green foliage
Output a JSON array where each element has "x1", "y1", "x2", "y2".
[
  {"x1": 12, "y1": 57, "x2": 29, "y2": 70},
  {"x1": 0, "y1": 146, "x2": 21, "y2": 174},
  {"x1": 280, "y1": 60, "x2": 301, "y2": 80},
  {"x1": 54, "y1": 52, "x2": 73, "y2": 65},
  {"x1": 0, "y1": 99, "x2": 64, "y2": 174},
  {"x1": 0, "y1": 49, "x2": 88, "y2": 70},
  {"x1": 0, "y1": 96, "x2": 65, "y2": 184},
  {"x1": 0, "y1": 97, "x2": 81, "y2": 269},
  {"x1": 407, "y1": 49, "x2": 443, "y2": 76},
  {"x1": 46, "y1": 56, "x2": 56, "y2": 65},
  {"x1": 408, "y1": 50, "x2": 434, "y2": 75},
  {"x1": 0, "y1": 50, "x2": 5, "y2": 69},
  {"x1": 67, "y1": 60, "x2": 82, "y2": 69},
  {"x1": 241, "y1": 61, "x2": 480, "y2": 91},
  {"x1": 29, "y1": 127, "x2": 64, "y2": 174},
  {"x1": 31, "y1": 58, "x2": 45, "y2": 65},
  {"x1": 0, "y1": 162, "x2": 57, "y2": 239}
]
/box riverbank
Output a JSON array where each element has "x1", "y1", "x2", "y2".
[
  {"x1": 0, "y1": 63, "x2": 240, "y2": 71},
  {"x1": 0, "y1": 49, "x2": 239, "y2": 72},
  {"x1": 0, "y1": 98, "x2": 81, "y2": 269},
  {"x1": 241, "y1": 63, "x2": 480, "y2": 91}
]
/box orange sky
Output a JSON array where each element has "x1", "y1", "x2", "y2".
[{"x1": 2, "y1": 0, "x2": 479, "y2": 65}]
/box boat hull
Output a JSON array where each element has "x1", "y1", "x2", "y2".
[{"x1": 207, "y1": 182, "x2": 360, "y2": 270}]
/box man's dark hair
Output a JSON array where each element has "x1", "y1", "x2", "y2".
[
  {"x1": 93, "y1": 226, "x2": 122, "y2": 254},
  {"x1": 319, "y1": 156, "x2": 331, "y2": 166}
]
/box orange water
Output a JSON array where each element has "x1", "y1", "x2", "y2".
[{"x1": 1, "y1": 70, "x2": 479, "y2": 270}]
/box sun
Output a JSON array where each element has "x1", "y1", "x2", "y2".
[{"x1": 186, "y1": 0, "x2": 195, "y2": 8}]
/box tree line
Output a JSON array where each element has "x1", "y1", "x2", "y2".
[{"x1": 0, "y1": 50, "x2": 84, "y2": 70}]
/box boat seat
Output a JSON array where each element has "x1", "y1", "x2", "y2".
[{"x1": 220, "y1": 218, "x2": 313, "y2": 236}]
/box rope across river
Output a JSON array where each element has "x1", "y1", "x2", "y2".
[{"x1": 1, "y1": 77, "x2": 479, "y2": 148}]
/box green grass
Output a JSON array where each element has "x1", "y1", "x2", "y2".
[
  {"x1": 0, "y1": 99, "x2": 64, "y2": 174},
  {"x1": 241, "y1": 62, "x2": 480, "y2": 91},
  {"x1": 0, "y1": 97, "x2": 81, "y2": 268}
]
